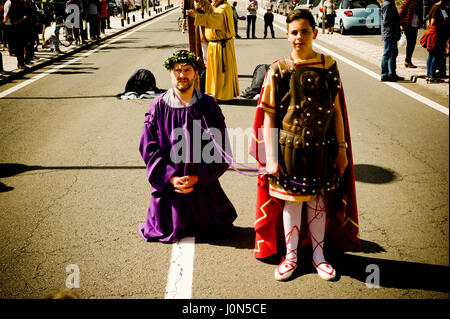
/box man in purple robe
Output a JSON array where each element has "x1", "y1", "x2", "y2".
[{"x1": 138, "y1": 50, "x2": 237, "y2": 243}]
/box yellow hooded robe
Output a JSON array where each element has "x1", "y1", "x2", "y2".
[{"x1": 194, "y1": 0, "x2": 239, "y2": 101}]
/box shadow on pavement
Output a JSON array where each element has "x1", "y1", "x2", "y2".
[
  {"x1": 218, "y1": 98, "x2": 257, "y2": 107},
  {"x1": 0, "y1": 163, "x2": 146, "y2": 192},
  {"x1": 330, "y1": 253, "x2": 449, "y2": 293},
  {"x1": 354, "y1": 164, "x2": 398, "y2": 184},
  {"x1": 266, "y1": 241, "x2": 448, "y2": 293},
  {"x1": 196, "y1": 226, "x2": 255, "y2": 250}
]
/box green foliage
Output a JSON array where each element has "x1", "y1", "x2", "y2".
[{"x1": 163, "y1": 50, "x2": 204, "y2": 71}]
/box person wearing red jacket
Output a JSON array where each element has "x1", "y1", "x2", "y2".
[
  {"x1": 425, "y1": 0, "x2": 449, "y2": 81},
  {"x1": 399, "y1": 0, "x2": 423, "y2": 68}
]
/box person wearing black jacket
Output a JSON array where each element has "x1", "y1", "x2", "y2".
[
  {"x1": 7, "y1": 0, "x2": 28, "y2": 68},
  {"x1": 263, "y1": 6, "x2": 274, "y2": 38},
  {"x1": 23, "y1": 0, "x2": 37, "y2": 64},
  {"x1": 380, "y1": 0, "x2": 404, "y2": 81}
]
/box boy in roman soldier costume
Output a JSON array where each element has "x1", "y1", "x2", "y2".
[{"x1": 249, "y1": 9, "x2": 360, "y2": 281}]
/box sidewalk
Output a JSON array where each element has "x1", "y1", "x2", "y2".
[
  {"x1": 0, "y1": 3, "x2": 178, "y2": 85},
  {"x1": 261, "y1": 9, "x2": 449, "y2": 96}
]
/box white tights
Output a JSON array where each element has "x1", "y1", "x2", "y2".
[{"x1": 283, "y1": 195, "x2": 327, "y2": 266}]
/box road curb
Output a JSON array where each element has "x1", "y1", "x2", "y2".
[{"x1": 0, "y1": 5, "x2": 179, "y2": 87}]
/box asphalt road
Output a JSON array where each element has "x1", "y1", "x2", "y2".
[{"x1": 0, "y1": 3, "x2": 448, "y2": 301}]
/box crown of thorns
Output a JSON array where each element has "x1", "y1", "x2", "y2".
[{"x1": 163, "y1": 50, "x2": 204, "y2": 70}]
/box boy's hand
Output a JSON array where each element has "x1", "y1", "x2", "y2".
[
  {"x1": 333, "y1": 149, "x2": 348, "y2": 178},
  {"x1": 265, "y1": 158, "x2": 284, "y2": 177}
]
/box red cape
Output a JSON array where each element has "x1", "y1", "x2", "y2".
[{"x1": 249, "y1": 88, "x2": 360, "y2": 259}]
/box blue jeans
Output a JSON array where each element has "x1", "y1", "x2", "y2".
[
  {"x1": 381, "y1": 39, "x2": 398, "y2": 79},
  {"x1": 427, "y1": 52, "x2": 438, "y2": 77},
  {"x1": 246, "y1": 15, "x2": 256, "y2": 38},
  {"x1": 427, "y1": 49, "x2": 446, "y2": 78}
]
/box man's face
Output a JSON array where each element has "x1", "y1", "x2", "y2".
[
  {"x1": 287, "y1": 18, "x2": 318, "y2": 53},
  {"x1": 170, "y1": 63, "x2": 198, "y2": 93}
]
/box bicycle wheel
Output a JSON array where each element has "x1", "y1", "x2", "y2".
[{"x1": 58, "y1": 25, "x2": 74, "y2": 47}]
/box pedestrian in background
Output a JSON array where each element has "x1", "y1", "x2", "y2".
[
  {"x1": 69, "y1": 0, "x2": 83, "y2": 45},
  {"x1": 23, "y1": 0, "x2": 37, "y2": 65},
  {"x1": 180, "y1": 0, "x2": 188, "y2": 33},
  {"x1": 187, "y1": 0, "x2": 240, "y2": 101},
  {"x1": 399, "y1": 0, "x2": 423, "y2": 68},
  {"x1": 138, "y1": 50, "x2": 237, "y2": 243},
  {"x1": 2, "y1": 0, "x2": 13, "y2": 55},
  {"x1": 380, "y1": 0, "x2": 404, "y2": 82},
  {"x1": 263, "y1": 6, "x2": 274, "y2": 38},
  {"x1": 8, "y1": 0, "x2": 28, "y2": 68},
  {"x1": 246, "y1": 0, "x2": 257, "y2": 38},
  {"x1": 0, "y1": 0, "x2": 8, "y2": 51},
  {"x1": 323, "y1": 0, "x2": 336, "y2": 34},
  {"x1": 424, "y1": 0, "x2": 449, "y2": 81},
  {"x1": 86, "y1": 0, "x2": 100, "y2": 40},
  {"x1": 99, "y1": 0, "x2": 107, "y2": 34},
  {"x1": 231, "y1": 1, "x2": 240, "y2": 38},
  {"x1": 424, "y1": 0, "x2": 438, "y2": 26}
]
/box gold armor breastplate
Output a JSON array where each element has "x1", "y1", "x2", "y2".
[{"x1": 270, "y1": 56, "x2": 341, "y2": 195}]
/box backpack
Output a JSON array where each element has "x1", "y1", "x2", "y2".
[
  {"x1": 240, "y1": 64, "x2": 270, "y2": 99},
  {"x1": 117, "y1": 69, "x2": 165, "y2": 99}
]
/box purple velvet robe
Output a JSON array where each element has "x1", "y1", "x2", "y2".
[{"x1": 138, "y1": 90, "x2": 237, "y2": 243}]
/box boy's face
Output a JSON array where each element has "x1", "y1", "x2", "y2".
[{"x1": 286, "y1": 18, "x2": 318, "y2": 53}]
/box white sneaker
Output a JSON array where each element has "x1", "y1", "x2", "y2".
[
  {"x1": 274, "y1": 258, "x2": 297, "y2": 281},
  {"x1": 313, "y1": 261, "x2": 336, "y2": 281}
]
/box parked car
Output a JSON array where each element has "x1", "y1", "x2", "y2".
[
  {"x1": 294, "y1": 0, "x2": 315, "y2": 10},
  {"x1": 274, "y1": 0, "x2": 295, "y2": 16},
  {"x1": 335, "y1": 0, "x2": 381, "y2": 34},
  {"x1": 134, "y1": 0, "x2": 159, "y2": 8},
  {"x1": 312, "y1": 0, "x2": 380, "y2": 34}
]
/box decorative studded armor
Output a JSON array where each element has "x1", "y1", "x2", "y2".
[{"x1": 269, "y1": 55, "x2": 342, "y2": 195}]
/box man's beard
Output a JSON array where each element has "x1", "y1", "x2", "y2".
[{"x1": 176, "y1": 78, "x2": 194, "y2": 92}]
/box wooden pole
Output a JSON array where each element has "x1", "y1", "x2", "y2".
[
  {"x1": 187, "y1": 0, "x2": 196, "y2": 53},
  {"x1": 187, "y1": 0, "x2": 203, "y2": 89}
]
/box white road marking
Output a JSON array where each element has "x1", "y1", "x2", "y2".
[
  {"x1": 0, "y1": 9, "x2": 178, "y2": 99},
  {"x1": 164, "y1": 236, "x2": 195, "y2": 299},
  {"x1": 266, "y1": 17, "x2": 449, "y2": 116}
]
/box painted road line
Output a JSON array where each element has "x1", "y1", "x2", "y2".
[
  {"x1": 0, "y1": 9, "x2": 178, "y2": 99},
  {"x1": 165, "y1": 236, "x2": 195, "y2": 299},
  {"x1": 266, "y1": 17, "x2": 449, "y2": 116}
]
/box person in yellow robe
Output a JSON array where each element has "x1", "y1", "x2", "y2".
[{"x1": 187, "y1": 0, "x2": 239, "y2": 101}]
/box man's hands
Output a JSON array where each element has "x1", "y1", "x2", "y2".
[
  {"x1": 170, "y1": 175, "x2": 199, "y2": 194},
  {"x1": 186, "y1": 9, "x2": 197, "y2": 18}
]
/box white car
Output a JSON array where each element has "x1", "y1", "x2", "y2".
[
  {"x1": 294, "y1": 0, "x2": 315, "y2": 10},
  {"x1": 311, "y1": 0, "x2": 380, "y2": 33}
]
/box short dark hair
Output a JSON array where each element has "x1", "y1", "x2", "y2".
[{"x1": 286, "y1": 9, "x2": 316, "y2": 30}]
